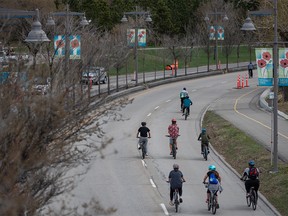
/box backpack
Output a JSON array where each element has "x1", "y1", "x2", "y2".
[
  {"x1": 248, "y1": 167, "x2": 259, "y2": 180},
  {"x1": 201, "y1": 134, "x2": 209, "y2": 144},
  {"x1": 209, "y1": 172, "x2": 219, "y2": 184},
  {"x1": 180, "y1": 92, "x2": 186, "y2": 98}
]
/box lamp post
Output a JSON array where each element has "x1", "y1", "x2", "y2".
[
  {"x1": 121, "y1": 7, "x2": 152, "y2": 85},
  {"x1": 241, "y1": 1, "x2": 278, "y2": 172},
  {"x1": 47, "y1": 4, "x2": 89, "y2": 76},
  {"x1": 204, "y1": 11, "x2": 228, "y2": 70}
]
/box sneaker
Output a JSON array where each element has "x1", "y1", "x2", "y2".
[
  {"x1": 169, "y1": 201, "x2": 174, "y2": 206},
  {"x1": 179, "y1": 198, "x2": 183, "y2": 203},
  {"x1": 176, "y1": 147, "x2": 178, "y2": 150},
  {"x1": 145, "y1": 153, "x2": 148, "y2": 157},
  {"x1": 216, "y1": 204, "x2": 219, "y2": 209},
  {"x1": 201, "y1": 151, "x2": 204, "y2": 154},
  {"x1": 138, "y1": 146, "x2": 141, "y2": 150},
  {"x1": 170, "y1": 152, "x2": 173, "y2": 155}
]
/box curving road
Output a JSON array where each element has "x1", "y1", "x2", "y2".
[{"x1": 48, "y1": 71, "x2": 281, "y2": 215}]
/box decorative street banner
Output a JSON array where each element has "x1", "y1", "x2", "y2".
[
  {"x1": 69, "y1": 35, "x2": 81, "y2": 59},
  {"x1": 54, "y1": 35, "x2": 65, "y2": 57},
  {"x1": 127, "y1": 29, "x2": 146, "y2": 47},
  {"x1": 54, "y1": 35, "x2": 81, "y2": 59},
  {"x1": 209, "y1": 26, "x2": 224, "y2": 40},
  {"x1": 279, "y1": 48, "x2": 288, "y2": 86},
  {"x1": 255, "y1": 48, "x2": 273, "y2": 86}
]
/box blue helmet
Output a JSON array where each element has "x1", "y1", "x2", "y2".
[
  {"x1": 202, "y1": 128, "x2": 206, "y2": 133},
  {"x1": 208, "y1": 165, "x2": 216, "y2": 171},
  {"x1": 248, "y1": 160, "x2": 255, "y2": 166}
]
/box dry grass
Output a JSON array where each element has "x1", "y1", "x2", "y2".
[{"x1": 203, "y1": 111, "x2": 288, "y2": 216}]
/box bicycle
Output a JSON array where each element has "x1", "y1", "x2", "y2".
[
  {"x1": 246, "y1": 186, "x2": 257, "y2": 210},
  {"x1": 167, "y1": 180, "x2": 185, "y2": 213},
  {"x1": 183, "y1": 107, "x2": 188, "y2": 120},
  {"x1": 240, "y1": 178, "x2": 258, "y2": 210},
  {"x1": 204, "y1": 182, "x2": 220, "y2": 215},
  {"x1": 198, "y1": 140, "x2": 210, "y2": 161},
  {"x1": 166, "y1": 135, "x2": 180, "y2": 159},
  {"x1": 137, "y1": 137, "x2": 148, "y2": 159}
]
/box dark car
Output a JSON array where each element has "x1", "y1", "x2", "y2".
[{"x1": 81, "y1": 66, "x2": 107, "y2": 85}]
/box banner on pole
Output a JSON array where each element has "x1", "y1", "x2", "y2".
[
  {"x1": 54, "y1": 35, "x2": 81, "y2": 59},
  {"x1": 255, "y1": 48, "x2": 273, "y2": 86},
  {"x1": 127, "y1": 29, "x2": 146, "y2": 47},
  {"x1": 279, "y1": 48, "x2": 288, "y2": 86},
  {"x1": 209, "y1": 26, "x2": 224, "y2": 40}
]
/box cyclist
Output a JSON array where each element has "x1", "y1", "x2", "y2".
[
  {"x1": 240, "y1": 160, "x2": 260, "y2": 197},
  {"x1": 179, "y1": 88, "x2": 188, "y2": 111},
  {"x1": 182, "y1": 96, "x2": 193, "y2": 115},
  {"x1": 203, "y1": 165, "x2": 221, "y2": 208},
  {"x1": 168, "y1": 118, "x2": 179, "y2": 155},
  {"x1": 167, "y1": 164, "x2": 186, "y2": 206},
  {"x1": 136, "y1": 122, "x2": 151, "y2": 156},
  {"x1": 198, "y1": 128, "x2": 210, "y2": 154}
]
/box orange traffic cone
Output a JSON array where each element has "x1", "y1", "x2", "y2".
[
  {"x1": 237, "y1": 74, "x2": 241, "y2": 89},
  {"x1": 241, "y1": 76, "x2": 244, "y2": 88},
  {"x1": 245, "y1": 74, "x2": 249, "y2": 87}
]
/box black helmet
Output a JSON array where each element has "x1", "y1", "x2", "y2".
[{"x1": 141, "y1": 122, "x2": 146, "y2": 126}]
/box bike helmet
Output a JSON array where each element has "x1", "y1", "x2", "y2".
[
  {"x1": 173, "y1": 164, "x2": 179, "y2": 169},
  {"x1": 208, "y1": 165, "x2": 216, "y2": 171},
  {"x1": 172, "y1": 118, "x2": 177, "y2": 123},
  {"x1": 141, "y1": 122, "x2": 146, "y2": 126},
  {"x1": 202, "y1": 128, "x2": 206, "y2": 133},
  {"x1": 248, "y1": 160, "x2": 255, "y2": 166}
]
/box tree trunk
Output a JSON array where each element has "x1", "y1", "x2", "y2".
[{"x1": 283, "y1": 87, "x2": 288, "y2": 101}]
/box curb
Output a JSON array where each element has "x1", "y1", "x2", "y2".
[{"x1": 259, "y1": 88, "x2": 288, "y2": 120}]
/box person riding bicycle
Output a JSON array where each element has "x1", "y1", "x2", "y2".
[
  {"x1": 198, "y1": 128, "x2": 210, "y2": 154},
  {"x1": 203, "y1": 165, "x2": 221, "y2": 208},
  {"x1": 182, "y1": 96, "x2": 193, "y2": 116},
  {"x1": 167, "y1": 164, "x2": 186, "y2": 206},
  {"x1": 136, "y1": 122, "x2": 151, "y2": 156},
  {"x1": 168, "y1": 118, "x2": 179, "y2": 155},
  {"x1": 179, "y1": 88, "x2": 188, "y2": 112},
  {"x1": 240, "y1": 160, "x2": 260, "y2": 198}
]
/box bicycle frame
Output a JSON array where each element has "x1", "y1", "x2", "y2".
[
  {"x1": 247, "y1": 186, "x2": 257, "y2": 210},
  {"x1": 173, "y1": 189, "x2": 180, "y2": 212},
  {"x1": 205, "y1": 183, "x2": 219, "y2": 215}
]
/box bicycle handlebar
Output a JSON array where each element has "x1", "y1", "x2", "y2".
[{"x1": 165, "y1": 135, "x2": 180, "y2": 137}]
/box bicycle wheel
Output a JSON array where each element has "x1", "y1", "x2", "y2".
[
  {"x1": 174, "y1": 192, "x2": 179, "y2": 212},
  {"x1": 211, "y1": 195, "x2": 217, "y2": 214},
  {"x1": 141, "y1": 143, "x2": 146, "y2": 159},
  {"x1": 184, "y1": 108, "x2": 188, "y2": 120},
  {"x1": 203, "y1": 146, "x2": 208, "y2": 160},
  {"x1": 246, "y1": 194, "x2": 251, "y2": 207},
  {"x1": 207, "y1": 197, "x2": 211, "y2": 211},
  {"x1": 172, "y1": 142, "x2": 176, "y2": 159},
  {"x1": 251, "y1": 189, "x2": 257, "y2": 210}
]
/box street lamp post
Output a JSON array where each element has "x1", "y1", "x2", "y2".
[
  {"x1": 241, "y1": 0, "x2": 279, "y2": 172},
  {"x1": 121, "y1": 7, "x2": 152, "y2": 85},
  {"x1": 47, "y1": 4, "x2": 89, "y2": 77},
  {"x1": 204, "y1": 11, "x2": 228, "y2": 70}
]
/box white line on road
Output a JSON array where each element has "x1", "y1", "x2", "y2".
[
  {"x1": 150, "y1": 178, "x2": 156, "y2": 188},
  {"x1": 141, "y1": 160, "x2": 147, "y2": 168},
  {"x1": 147, "y1": 113, "x2": 152, "y2": 117},
  {"x1": 166, "y1": 100, "x2": 171, "y2": 102},
  {"x1": 191, "y1": 89, "x2": 197, "y2": 92},
  {"x1": 155, "y1": 106, "x2": 159, "y2": 110},
  {"x1": 160, "y1": 203, "x2": 169, "y2": 215}
]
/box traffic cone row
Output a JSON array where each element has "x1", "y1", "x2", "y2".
[{"x1": 236, "y1": 74, "x2": 249, "y2": 89}]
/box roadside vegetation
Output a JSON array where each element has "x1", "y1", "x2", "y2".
[{"x1": 203, "y1": 111, "x2": 288, "y2": 216}]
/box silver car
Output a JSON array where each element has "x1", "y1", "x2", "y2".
[{"x1": 81, "y1": 66, "x2": 107, "y2": 85}]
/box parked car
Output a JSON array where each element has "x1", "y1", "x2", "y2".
[{"x1": 81, "y1": 66, "x2": 107, "y2": 85}]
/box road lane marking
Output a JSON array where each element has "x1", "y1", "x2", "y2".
[
  {"x1": 155, "y1": 106, "x2": 159, "y2": 110},
  {"x1": 234, "y1": 89, "x2": 288, "y2": 140},
  {"x1": 141, "y1": 160, "x2": 147, "y2": 168},
  {"x1": 160, "y1": 203, "x2": 169, "y2": 215},
  {"x1": 166, "y1": 100, "x2": 171, "y2": 102},
  {"x1": 147, "y1": 113, "x2": 152, "y2": 117},
  {"x1": 150, "y1": 178, "x2": 156, "y2": 188}
]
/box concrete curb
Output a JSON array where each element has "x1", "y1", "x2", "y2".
[{"x1": 259, "y1": 88, "x2": 288, "y2": 120}]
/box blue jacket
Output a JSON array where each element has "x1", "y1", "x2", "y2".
[{"x1": 183, "y1": 98, "x2": 193, "y2": 108}]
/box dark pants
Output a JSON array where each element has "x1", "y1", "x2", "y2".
[
  {"x1": 180, "y1": 98, "x2": 184, "y2": 110},
  {"x1": 201, "y1": 142, "x2": 209, "y2": 152},
  {"x1": 170, "y1": 187, "x2": 182, "y2": 201},
  {"x1": 245, "y1": 179, "x2": 260, "y2": 193},
  {"x1": 248, "y1": 69, "x2": 253, "y2": 78},
  {"x1": 183, "y1": 106, "x2": 190, "y2": 115}
]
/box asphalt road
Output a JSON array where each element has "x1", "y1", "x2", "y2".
[{"x1": 45, "y1": 70, "x2": 282, "y2": 215}]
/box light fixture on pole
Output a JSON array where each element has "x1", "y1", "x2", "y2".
[
  {"x1": 241, "y1": 0, "x2": 279, "y2": 172},
  {"x1": 121, "y1": 8, "x2": 152, "y2": 85},
  {"x1": 240, "y1": 16, "x2": 256, "y2": 62}
]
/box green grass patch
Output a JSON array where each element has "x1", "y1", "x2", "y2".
[{"x1": 203, "y1": 111, "x2": 288, "y2": 216}]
